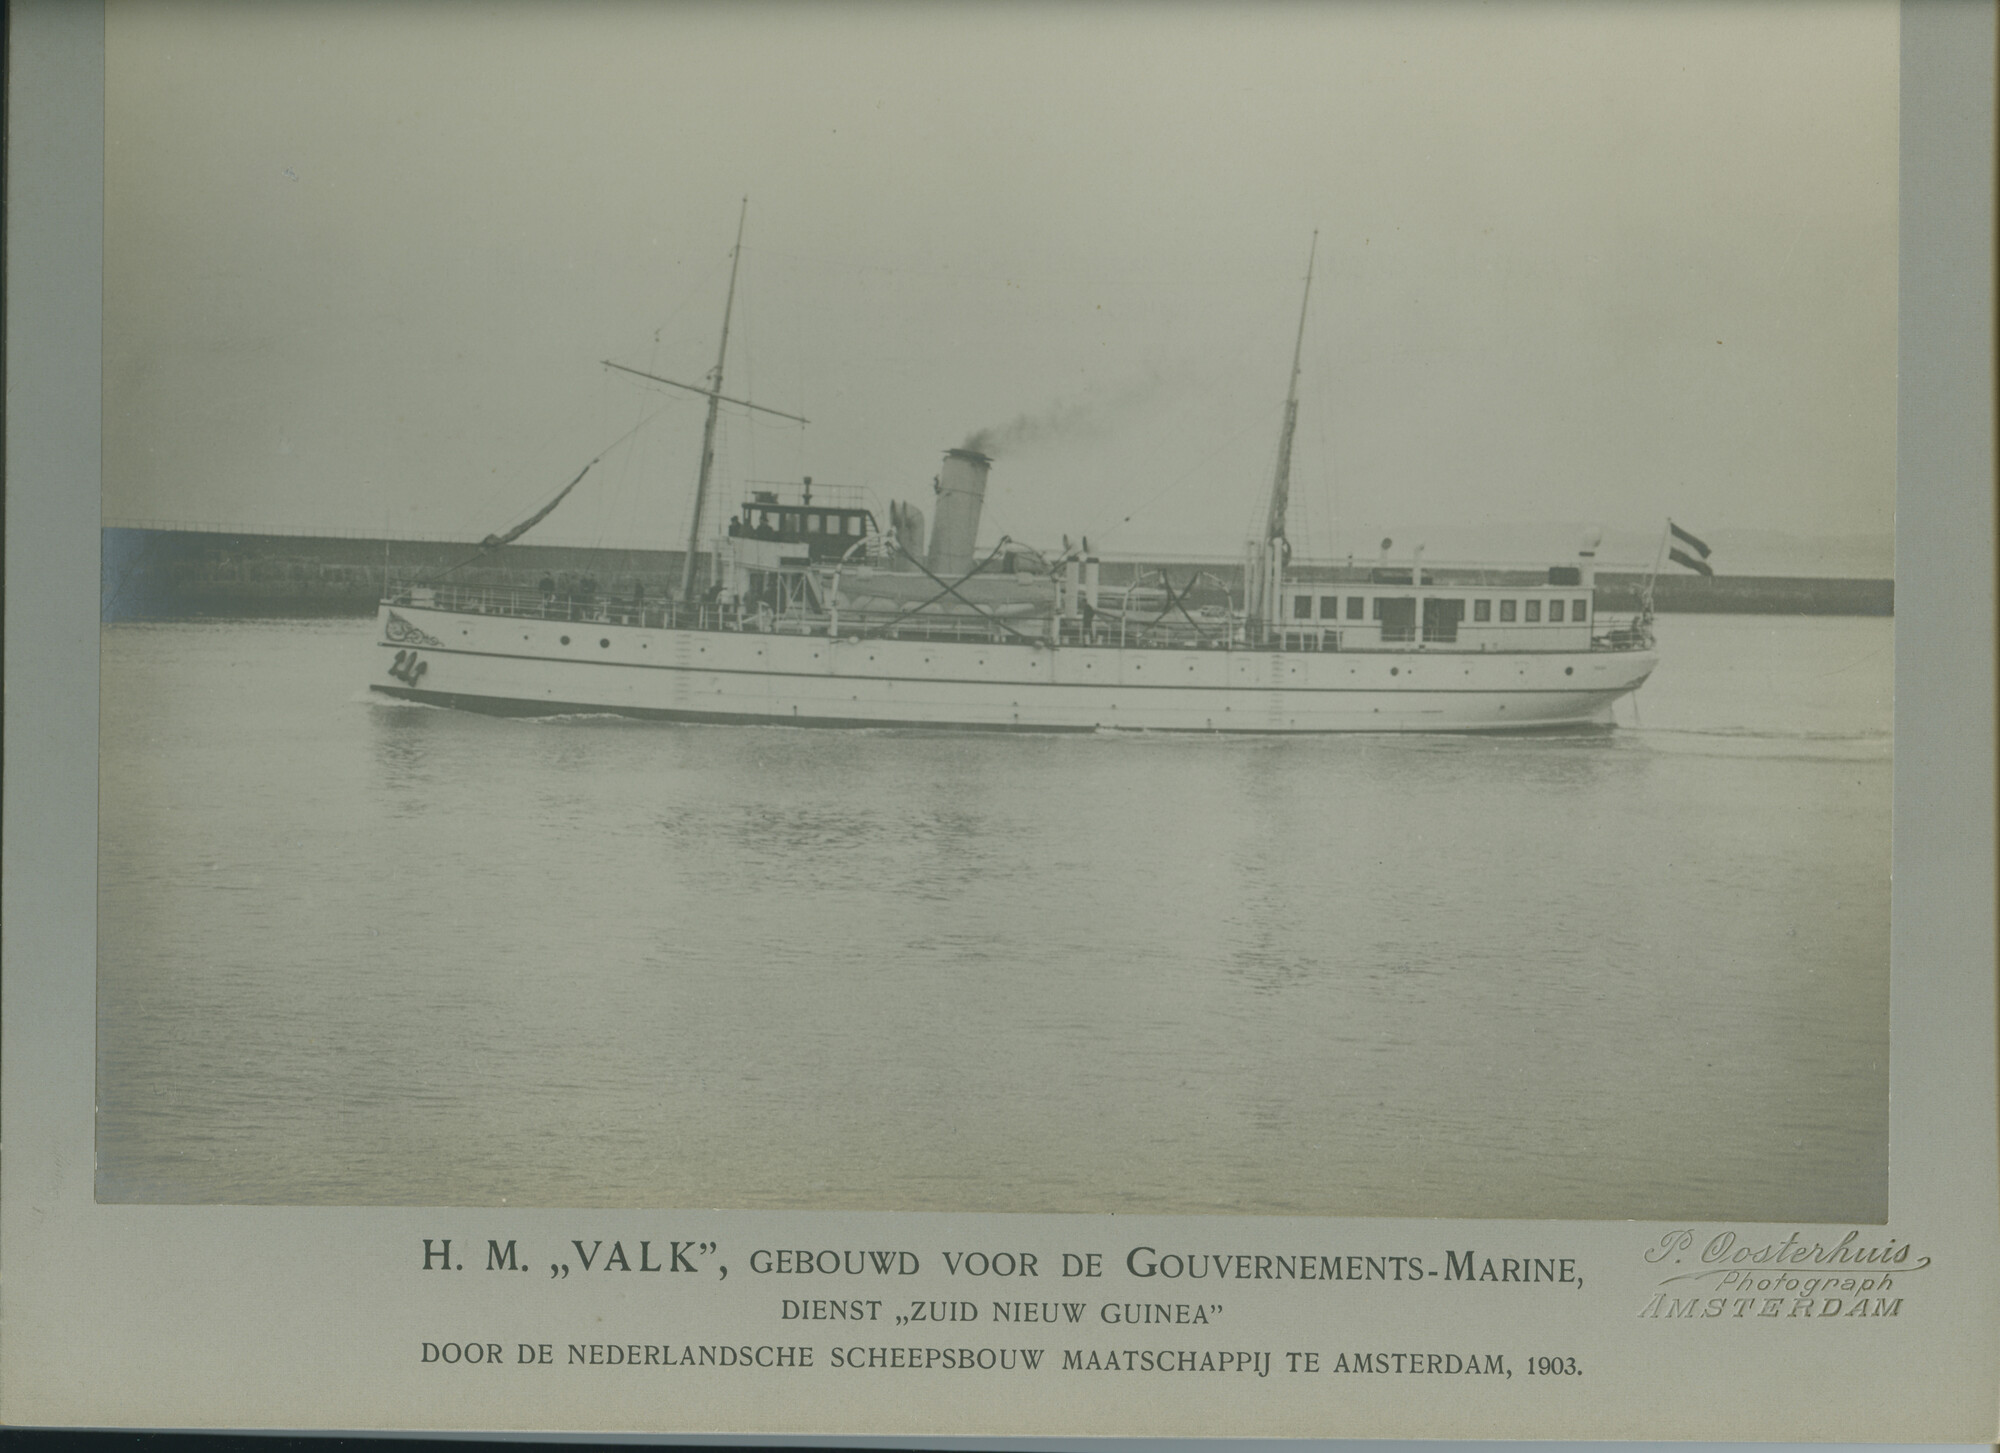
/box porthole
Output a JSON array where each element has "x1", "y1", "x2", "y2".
[
  {"x1": 1565, "y1": 666, "x2": 1574, "y2": 675},
  {"x1": 600, "y1": 638, "x2": 610, "y2": 648},
  {"x1": 1390, "y1": 667, "x2": 1399, "y2": 676},
  {"x1": 560, "y1": 635, "x2": 571, "y2": 645}
]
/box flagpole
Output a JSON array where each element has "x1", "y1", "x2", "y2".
[{"x1": 1642, "y1": 518, "x2": 1672, "y2": 621}]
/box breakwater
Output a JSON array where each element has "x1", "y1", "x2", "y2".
[{"x1": 100, "y1": 527, "x2": 1893, "y2": 621}]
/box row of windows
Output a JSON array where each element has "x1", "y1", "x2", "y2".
[
  {"x1": 1294, "y1": 595, "x2": 1591, "y2": 624},
  {"x1": 734, "y1": 509, "x2": 868, "y2": 537}
]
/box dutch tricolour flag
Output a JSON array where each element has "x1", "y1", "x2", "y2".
[{"x1": 1668, "y1": 521, "x2": 1713, "y2": 576}]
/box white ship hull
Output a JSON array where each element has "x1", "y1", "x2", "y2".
[{"x1": 370, "y1": 602, "x2": 1655, "y2": 733}]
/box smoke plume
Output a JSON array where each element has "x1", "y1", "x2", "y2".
[{"x1": 962, "y1": 370, "x2": 1168, "y2": 459}]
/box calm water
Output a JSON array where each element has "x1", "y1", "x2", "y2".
[{"x1": 97, "y1": 613, "x2": 1891, "y2": 1218}]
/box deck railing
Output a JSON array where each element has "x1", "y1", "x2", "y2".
[{"x1": 385, "y1": 585, "x2": 1653, "y2": 653}]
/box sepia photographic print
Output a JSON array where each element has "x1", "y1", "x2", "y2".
[
  {"x1": 6, "y1": 0, "x2": 1996, "y2": 1440},
  {"x1": 93, "y1": 0, "x2": 1898, "y2": 1221}
]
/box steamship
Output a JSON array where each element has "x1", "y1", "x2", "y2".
[{"x1": 370, "y1": 225, "x2": 1658, "y2": 732}]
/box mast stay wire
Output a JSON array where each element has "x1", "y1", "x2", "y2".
[
  {"x1": 1070, "y1": 303, "x2": 1303, "y2": 553},
  {"x1": 1081, "y1": 400, "x2": 1284, "y2": 557},
  {"x1": 598, "y1": 249, "x2": 739, "y2": 557},
  {"x1": 471, "y1": 248, "x2": 733, "y2": 557},
  {"x1": 722, "y1": 241, "x2": 1298, "y2": 556},
  {"x1": 1301, "y1": 306, "x2": 1343, "y2": 562},
  {"x1": 435, "y1": 399, "x2": 676, "y2": 577},
  {"x1": 592, "y1": 325, "x2": 678, "y2": 564},
  {"x1": 441, "y1": 245, "x2": 786, "y2": 566},
  {"x1": 454, "y1": 382, "x2": 685, "y2": 550},
  {"x1": 1313, "y1": 366, "x2": 1337, "y2": 560}
]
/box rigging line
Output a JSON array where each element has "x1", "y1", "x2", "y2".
[
  {"x1": 1314, "y1": 377, "x2": 1337, "y2": 559},
  {"x1": 856, "y1": 540, "x2": 1042, "y2": 646},
  {"x1": 474, "y1": 253, "x2": 732, "y2": 554},
  {"x1": 600, "y1": 360, "x2": 652, "y2": 553},
  {"x1": 435, "y1": 403, "x2": 672, "y2": 576},
  {"x1": 600, "y1": 361, "x2": 810, "y2": 424},
  {"x1": 1069, "y1": 320, "x2": 1293, "y2": 547},
  {"x1": 456, "y1": 389, "x2": 634, "y2": 542},
  {"x1": 1084, "y1": 402, "x2": 1284, "y2": 549},
  {"x1": 1141, "y1": 570, "x2": 1221, "y2": 641},
  {"x1": 740, "y1": 276, "x2": 760, "y2": 514},
  {"x1": 595, "y1": 385, "x2": 686, "y2": 553},
  {"x1": 615, "y1": 252, "x2": 732, "y2": 370}
]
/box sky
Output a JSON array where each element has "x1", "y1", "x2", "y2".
[{"x1": 104, "y1": 1, "x2": 1898, "y2": 569}]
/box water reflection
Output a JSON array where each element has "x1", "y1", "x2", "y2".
[{"x1": 101, "y1": 618, "x2": 1889, "y2": 1219}]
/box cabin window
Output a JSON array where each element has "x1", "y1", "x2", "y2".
[
  {"x1": 1473, "y1": 599, "x2": 1491, "y2": 622},
  {"x1": 783, "y1": 512, "x2": 801, "y2": 534},
  {"x1": 1574, "y1": 598, "x2": 1589, "y2": 620},
  {"x1": 1294, "y1": 595, "x2": 1313, "y2": 620},
  {"x1": 1525, "y1": 600, "x2": 1542, "y2": 622},
  {"x1": 1320, "y1": 595, "x2": 1338, "y2": 619},
  {"x1": 1499, "y1": 600, "x2": 1516, "y2": 622},
  {"x1": 807, "y1": 513, "x2": 823, "y2": 533},
  {"x1": 1549, "y1": 600, "x2": 1565, "y2": 623},
  {"x1": 1347, "y1": 596, "x2": 1364, "y2": 620},
  {"x1": 846, "y1": 515, "x2": 862, "y2": 535}
]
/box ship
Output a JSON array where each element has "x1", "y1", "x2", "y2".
[{"x1": 370, "y1": 218, "x2": 1658, "y2": 732}]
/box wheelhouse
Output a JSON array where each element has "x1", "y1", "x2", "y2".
[{"x1": 726, "y1": 481, "x2": 880, "y2": 563}]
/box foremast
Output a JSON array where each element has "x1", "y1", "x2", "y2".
[
  {"x1": 1251, "y1": 232, "x2": 1317, "y2": 638},
  {"x1": 602, "y1": 203, "x2": 807, "y2": 600}
]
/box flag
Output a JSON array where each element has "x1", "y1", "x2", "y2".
[
  {"x1": 1667, "y1": 521, "x2": 1713, "y2": 576},
  {"x1": 1669, "y1": 521, "x2": 1711, "y2": 559}
]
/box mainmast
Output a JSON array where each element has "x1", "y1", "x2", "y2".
[
  {"x1": 1253, "y1": 232, "x2": 1317, "y2": 633},
  {"x1": 680, "y1": 198, "x2": 750, "y2": 602}
]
